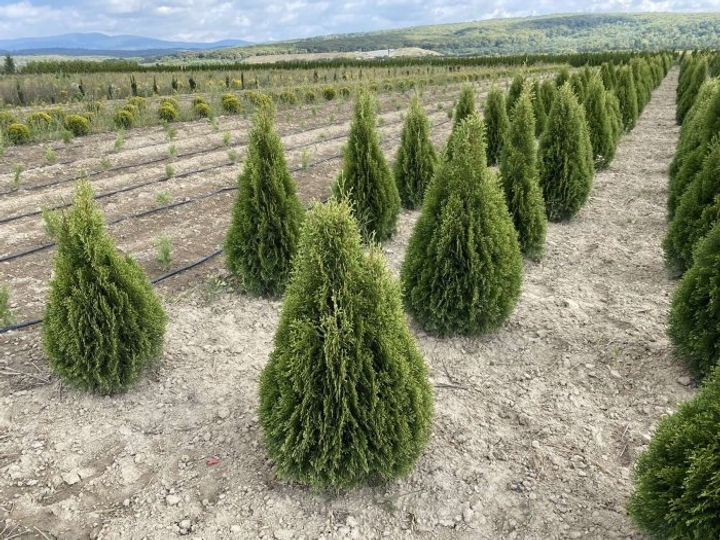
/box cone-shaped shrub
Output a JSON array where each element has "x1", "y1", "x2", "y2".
[
  {"x1": 555, "y1": 67, "x2": 571, "y2": 88},
  {"x1": 531, "y1": 80, "x2": 548, "y2": 137},
  {"x1": 394, "y1": 95, "x2": 437, "y2": 209},
  {"x1": 401, "y1": 114, "x2": 523, "y2": 336},
  {"x1": 42, "y1": 181, "x2": 166, "y2": 394},
  {"x1": 616, "y1": 66, "x2": 639, "y2": 132},
  {"x1": 335, "y1": 89, "x2": 400, "y2": 242},
  {"x1": 506, "y1": 73, "x2": 525, "y2": 113},
  {"x1": 668, "y1": 222, "x2": 720, "y2": 378},
  {"x1": 627, "y1": 366, "x2": 720, "y2": 538},
  {"x1": 453, "y1": 85, "x2": 476, "y2": 129},
  {"x1": 538, "y1": 78, "x2": 558, "y2": 122},
  {"x1": 484, "y1": 85, "x2": 510, "y2": 167},
  {"x1": 500, "y1": 88, "x2": 547, "y2": 260},
  {"x1": 258, "y1": 199, "x2": 434, "y2": 490},
  {"x1": 663, "y1": 138, "x2": 720, "y2": 277},
  {"x1": 600, "y1": 62, "x2": 616, "y2": 91},
  {"x1": 225, "y1": 102, "x2": 304, "y2": 296},
  {"x1": 538, "y1": 83, "x2": 594, "y2": 222},
  {"x1": 605, "y1": 90, "x2": 623, "y2": 148},
  {"x1": 584, "y1": 75, "x2": 616, "y2": 169},
  {"x1": 569, "y1": 73, "x2": 587, "y2": 103},
  {"x1": 677, "y1": 57, "x2": 708, "y2": 125}
]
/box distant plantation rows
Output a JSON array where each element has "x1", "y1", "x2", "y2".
[{"x1": 1, "y1": 51, "x2": 671, "y2": 492}]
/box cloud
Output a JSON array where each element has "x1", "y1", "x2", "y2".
[{"x1": 0, "y1": 0, "x2": 717, "y2": 42}]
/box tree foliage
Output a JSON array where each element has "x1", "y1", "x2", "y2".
[
  {"x1": 583, "y1": 74, "x2": 616, "y2": 169},
  {"x1": 484, "y1": 85, "x2": 510, "y2": 167}
]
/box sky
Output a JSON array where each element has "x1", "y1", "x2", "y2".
[{"x1": 0, "y1": 0, "x2": 719, "y2": 43}]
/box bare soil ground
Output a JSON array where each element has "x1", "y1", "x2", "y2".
[{"x1": 0, "y1": 71, "x2": 692, "y2": 539}]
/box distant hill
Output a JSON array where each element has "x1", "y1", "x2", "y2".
[
  {"x1": 161, "y1": 12, "x2": 720, "y2": 63},
  {"x1": 0, "y1": 32, "x2": 251, "y2": 57}
]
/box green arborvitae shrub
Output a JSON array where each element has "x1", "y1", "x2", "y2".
[
  {"x1": 194, "y1": 102, "x2": 212, "y2": 118},
  {"x1": 584, "y1": 75, "x2": 616, "y2": 169},
  {"x1": 0, "y1": 286, "x2": 14, "y2": 327},
  {"x1": 64, "y1": 114, "x2": 90, "y2": 137},
  {"x1": 677, "y1": 57, "x2": 708, "y2": 125},
  {"x1": 668, "y1": 222, "x2": 720, "y2": 378},
  {"x1": 484, "y1": 85, "x2": 510, "y2": 167},
  {"x1": 500, "y1": 88, "x2": 547, "y2": 260},
  {"x1": 27, "y1": 111, "x2": 52, "y2": 129},
  {"x1": 506, "y1": 72, "x2": 525, "y2": 113},
  {"x1": 225, "y1": 102, "x2": 304, "y2": 296},
  {"x1": 538, "y1": 83, "x2": 594, "y2": 222},
  {"x1": 6, "y1": 122, "x2": 30, "y2": 144},
  {"x1": 401, "y1": 114, "x2": 523, "y2": 336},
  {"x1": 538, "y1": 78, "x2": 557, "y2": 120},
  {"x1": 531, "y1": 80, "x2": 548, "y2": 137},
  {"x1": 221, "y1": 93, "x2": 242, "y2": 113},
  {"x1": 258, "y1": 199, "x2": 433, "y2": 490},
  {"x1": 616, "y1": 66, "x2": 639, "y2": 132},
  {"x1": 663, "y1": 138, "x2": 720, "y2": 277},
  {"x1": 158, "y1": 104, "x2": 178, "y2": 122},
  {"x1": 569, "y1": 72, "x2": 587, "y2": 103},
  {"x1": 627, "y1": 366, "x2": 720, "y2": 538},
  {"x1": 605, "y1": 90, "x2": 623, "y2": 149},
  {"x1": 555, "y1": 67, "x2": 570, "y2": 88},
  {"x1": 42, "y1": 181, "x2": 166, "y2": 394},
  {"x1": 160, "y1": 96, "x2": 179, "y2": 109},
  {"x1": 192, "y1": 95, "x2": 207, "y2": 107},
  {"x1": 600, "y1": 62, "x2": 616, "y2": 90},
  {"x1": 128, "y1": 96, "x2": 146, "y2": 110},
  {"x1": 334, "y1": 89, "x2": 400, "y2": 242},
  {"x1": 322, "y1": 86, "x2": 337, "y2": 100},
  {"x1": 113, "y1": 109, "x2": 134, "y2": 129},
  {"x1": 0, "y1": 111, "x2": 16, "y2": 129},
  {"x1": 394, "y1": 95, "x2": 438, "y2": 209},
  {"x1": 453, "y1": 85, "x2": 476, "y2": 129}
]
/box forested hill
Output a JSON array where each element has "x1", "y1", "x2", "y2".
[{"x1": 165, "y1": 12, "x2": 720, "y2": 62}]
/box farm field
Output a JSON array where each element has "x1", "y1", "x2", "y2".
[{"x1": 0, "y1": 67, "x2": 693, "y2": 539}]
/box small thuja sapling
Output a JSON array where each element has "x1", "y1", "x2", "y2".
[
  {"x1": 113, "y1": 130, "x2": 125, "y2": 151},
  {"x1": 0, "y1": 286, "x2": 15, "y2": 327},
  {"x1": 165, "y1": 164, "x2": 175, "y2": 179},
  {"x1": 12, "y1": 164, "x2": 24, "y2": 188},
  {"x1": 61, "y1": 130, "x2": 73, "y2": 144},
  {"x1": 166, "y1": 126, "x2": 177, "y2": 141},
  {"x1": 222, "y1": 131, "x2": 232, "y2": 147},
  {"x1": 168, "y1": 144, "x2": 177, "y2": 158},
  {"x1": 156, "y1": 236, "x2": 172, "y2": 271},
  {"x1": 45, "y1": 147, "x2": 57, "y2": 164},
  {"x1": 99, "y1": 158, "x2": 111, "y2": 171},
  {"x1": 156, "y1": 190, "x2": 171, "y2": 205},
  {"x1": 301, "y1": 148, "x2": 311, "y2": 170},
  {"x1": 227, "y1": 149, "x2": 239, "y2": 163}
]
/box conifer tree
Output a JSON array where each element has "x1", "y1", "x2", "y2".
[
  {"x1": 538, "y1": 83, "x2": 595, "y2": 222},
  {"x1": 555, "y1": 67, "x2": 570, "y2": 88},
  {"x1": 605, "y1": 90, "x2": 623, "y2": 149},
  {"x1": 569, "y1": 72, "x2": 587, "y2": 103},
  {"x1": 258, "y1": 200, "x2": 434, "y2": 490},
  {"x1": 506, "y1": 72, "x2": 525, "y2": 113},
  {"x1": 225, "y1": 101, "x2": 304, "y2": 296},
  {"x1": 584, "y1": 75, "x2": 616, "y2": 169},
  {"x1": 401, "y1": 114, "x2": 523, "y2": 336},
  {"x1": 394, "y1": 95, "x2": 437, "y2": 209},
  {"x1": 616, "y1": 66, "x2": 639, "y2": 131},
  {"x1": 668, "y1": 222, "x2": 720, "y2": 378},
  {"x1": 628, "y1": 366, "x2": 720, "y2": 538},
  {"x1": 531, "y1": 79, "x2": 547, "y2": 137},
  {"x1": 43, "y1": 181, "x2": 166, "y2": 394},
  {"x1": 335, "y1": 88, "x2": 400, "y2": 241},
  {"x1": 538, "y1": 78, "x2": 558, "y2": 127},
  {"x1": 600, "y1": 62, "x2": 616, "y2": 90},
  {"x1": 453, "y1": 85, "x2": 476, "y2": 129},
  {"x1": 501, "y1": 88, "x2": 547, "y2": 260},
  {"x1": 663, "y1": 138, "x2": 720, "y2": 277},
  {"x1": 484, "y1": 85, "x2": 510, "y2": 167},
  {"x1": 676, "y1": 57, "x2": 708, "y2": 125}
]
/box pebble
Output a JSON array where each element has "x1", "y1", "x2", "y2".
[
  {"x1": 274, "y1": 529, "x2": 295, "y2": 540},
  {"x1": 166, "y1": 494, "x2": 181, "y2": 506},
  {"x1": 179, "y1": 519, "x2": 191, "y2": 530},
  {"x1": 62, "y1": 471, "x2": 81, "y2": 486},
  {"x1": 677, "y1": 376, "x2": 691, "y2": 386}
]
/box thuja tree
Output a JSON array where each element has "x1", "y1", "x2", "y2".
[
  {"x1": 605, "y1": 90, "x2": 623, "y2": 149},
  {"x1": 676, "y1": 57, "x2": 708, "y2": 125},
  {"x1": 453, "y1": 85, "x2": 476, "y2": 129},
  {"x1": 531, "y1": 79, "x2": 548, "y2": 137},
  {"x1": 569, "y1": 72, "x2": 587, "y2": 103},
  {"x1": 43, "y1": 181, "x2": 166, "y2": 393},
  {"x1": 401, "y1": 114, "x2": 523, "y2": 336},
  {"x1": 258, "y1": 200, "x2": 434, "y2": 490},
  {"x1": 500, "y1": 88, "x2": 547, "y2": 260},
  {"x1": 627, "y1": 366, "x2": 720, "y2": 538},
  {"x1": 555, "y1": 67, "x2": 570, "y2": 88},
  {"x1": 616, "y1": 66, "x2": 639, "y2": 132},
  {"x1": 394, "y1": 95, "x2": 438, "y2": 209},
  {"x1": 538, "y1": 79, "x2": 558, "y2": 134},
  {"x1": 335, "y1": 88, "x2": 400, "y2": 241},
  {"x1": 600, "y1": 62, "x2": 616, "y2": 91},
  {"x1": 506, "y1": 72, "x2": 525, "y2": 113},
  {"x1": 668, "y1": 222, "x2": 720, "y2": 378},
  {"x1": 484, "y1": 85, "x2": 510, "y2": 167},
  {"x1": 225, "y1": 101, "x2": 304, "y2": 296},
  {"x1": 584, "y1": 74, "x2": 616, "y2": 169},
  {"x1": 663, "y1": 138, "x2": 720, "y2": 277},
  {"x1": 538, "y1": 83, "x2": 594, "y2": 222}
]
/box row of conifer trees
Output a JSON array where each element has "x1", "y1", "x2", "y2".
[
  {"x1": 628, "y1": 51, "x2": 720, "y2": 538},
  {"x1": 37, "y1": 55, "x2": 668, "y2": 490}
]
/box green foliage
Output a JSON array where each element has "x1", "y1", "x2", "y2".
[
  {"x1": 42, "y1": 181, "x2": 167, "y2": 394},
  {"x1": 616, "y1": 66, "x2": 639, "y2": 131},
  {"x1": 569, "y1": 72, "x2": 587, "y2": 103},
  {"x1": 484, "y1": 85, "x2": 510, "y2": 167},
  {"x1": 538, "y1": 83, "x2": 594, "y2": 222},
  {"x1": 664, "y1": 138, "x2": 720, "y2": 277},
  {"x1": 225, "y1": 102, "x2": 304, "y2": 296},
  {"x1": 322, "y1": 86, "x2": 337, "y2": 100},
  {"x1": 156, "y1": 235, "x2": 172, "y2": 271},
  {"x1": 27, "y1": 111, "x2": 52, "y2": 129},
  {"x1": 555, "y1": 67, "x2": 571, "y2": 88},
  {"x1": 0, "y1": 111, "x2": 16, "y2": 129},
  {"x1": 453, "y1": 85, "x2": 476, "y2": 129},
  {"x1": 628, "y1": 367, "x2": 720, "y2": 538},
  {"x1": 506, "y1": 72, "x2": 525, "y2": 112},
  {"x1": 668, "y1": 222, "x2": 720, "y2": 379},
  {"x1": 194, "y1": 102, "x2": 212, "y2": 118},
  {"x1": 0, "y1": 286, "x2": 15, "y2": 327},
  {"x1": 64, "y1": 114, "x2": 90, "y2": 136},
  {"x1": 600, "y1": 62, "x2": 616, "y2": 90},
  {"x1": 401, "y1": 114, "x2": 523, "y2": 336},
  {"x1": 334, "y1": 88, "x2": 399, "y2": 242},
  {"x1": 258, "y1": 199, "x2": 433, "y2": 490},
  {"x1": 604, "y1": 90, "x2": 623, "y2": 149},
  {"x1": 677, "y1": 57, "x2": 708, "y2": 125},
  {"x1": 6, "y1": 122, "x2": 30, "y2": 144},
  {"x1": 394, "y1": 95, "x2": 437, "y2": 209},
  {"x1": 113, "y1": 109, "x2": 134, "y2": 129},
  {"x1": 221, "y1": 93, "x2": 242, "y2": 113},
  {"x1": 531, "y1": 79, "x2": 547, "y2": 137},
  {"x1": 583, "y1": 74, "x2": 615, "y2": 169},
  {"x1": 158, "y1": 104, "x2": 178, "y2": 122},
  {"x1": 501, "y1": 88, "x2": 547, "y2": 260}
]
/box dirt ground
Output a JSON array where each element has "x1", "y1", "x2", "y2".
[{"x1": 0, "y1": 70, "x2": 694, "y2": 539}]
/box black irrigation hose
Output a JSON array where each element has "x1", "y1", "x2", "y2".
[
  {"x1": 0, "y1": 318, "x2": 43, "y2": 334},
  {"x1": 0, "y1": 117, "x2": 452, "y2": 263}
]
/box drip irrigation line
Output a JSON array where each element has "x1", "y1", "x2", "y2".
[{"x1": 0, "y1": 117, "x2": 451, "y2": 264}]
